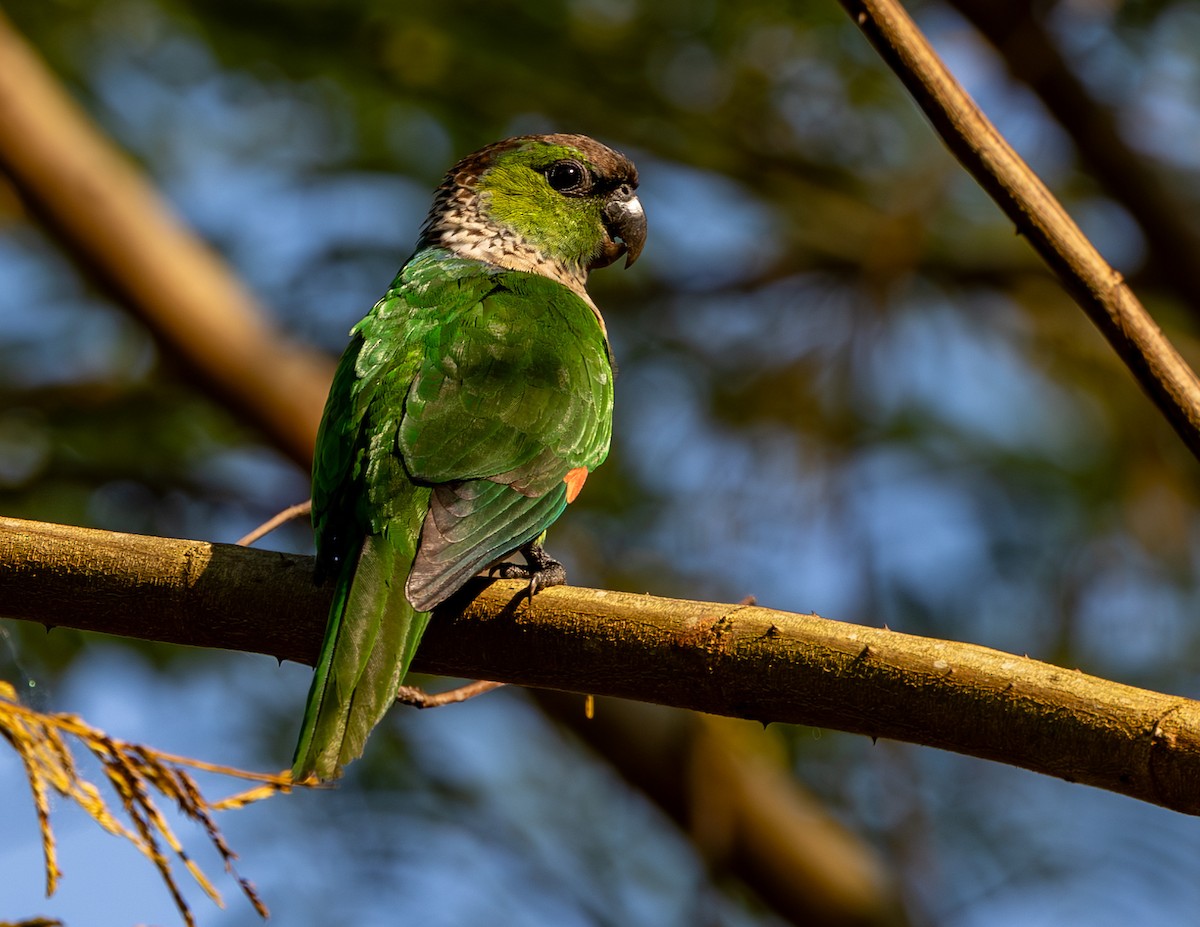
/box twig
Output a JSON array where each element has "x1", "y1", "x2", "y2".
[
  {"x1": 838, "y1": 0, "x2": 1200, "y2": 463},
  {"x1": 394, "y1": 680, "x2": 506, "y2": 708},
  {"x1": 236, "y1": 501, "x2": 312, "y2": 547},
  {"x1": 3, "y1": 514, "x2": 1200, "y2": 818}
]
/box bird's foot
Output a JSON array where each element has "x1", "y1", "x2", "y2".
[{"x1": 490, "y1": 541, "x2": 567, "y2": 601}]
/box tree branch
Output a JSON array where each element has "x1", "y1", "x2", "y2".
[
  {"x1": 838, "y1": 0, "x2": 1200, "y2": 463},
  {"x1": 3, "y1": 514, "x2": 1199, "y2": 817}
]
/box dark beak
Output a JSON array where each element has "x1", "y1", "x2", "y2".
[{"x1": 593, "y1": 185, "x2": 646, "y2": 270}]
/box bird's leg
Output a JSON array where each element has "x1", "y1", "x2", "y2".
[{"x1": 490, "y1": 540, "x2": 567, "y2": 600}]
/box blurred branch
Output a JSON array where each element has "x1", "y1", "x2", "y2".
[
  {"x1": 838, "y1": 0, "x2": 1200, "y2": 463},
  {"x1": 4, "y1": 514, "x2": 1200, "y2": 819},
  {"x1": 0, "y1": 10, "x2": 332, "y2": 468},
  {"x1": 947, "y1": 0, "x2": 1200, "y2": 316},
  {"x1": 535, "y1": 692, "x2": 905, "y2": 926}
]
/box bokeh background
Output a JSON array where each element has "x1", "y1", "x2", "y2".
[{"x1": 4, "y1": 1, "x2": 1200, "y2": 924}]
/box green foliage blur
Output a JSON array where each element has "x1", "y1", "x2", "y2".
[{"x1": 4, "y1": 1, "x2": 1200, "y2": 925}]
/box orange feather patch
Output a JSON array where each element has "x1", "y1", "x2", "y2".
[{"x1": 563, "y1": 467, "x2": 588, "y2": 503}]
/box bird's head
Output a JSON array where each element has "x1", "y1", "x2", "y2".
[{"x1": 420, "y1": 134, "x2": 645, "y2": 293}]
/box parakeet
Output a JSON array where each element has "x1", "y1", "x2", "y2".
[{"x1": 293, "y1": 134, "x2": 645, "y2": 781}]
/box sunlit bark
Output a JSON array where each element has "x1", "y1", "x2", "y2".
[{"x1": 5, "y1": 514, "x2": 1200, "y2": 819}]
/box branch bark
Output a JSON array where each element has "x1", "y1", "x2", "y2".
[
  {"x1": 3, "y1": 514, "x2": 1200, "y2": 817},
  {"x1": 838, "y1": 0, "x2": 1200, "y2": 463}
]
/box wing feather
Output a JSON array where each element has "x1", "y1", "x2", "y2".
[{"x1": 395, "y1": 258, "x2": 613, "y2": 605}]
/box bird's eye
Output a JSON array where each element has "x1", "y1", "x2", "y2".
[{"x1": 545, "y1": 160, "x2": 587, "y2": 194}]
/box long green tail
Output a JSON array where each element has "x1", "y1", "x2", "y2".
[{"x1": 292, "y1": 529, "x2": 431, "y2": 781}]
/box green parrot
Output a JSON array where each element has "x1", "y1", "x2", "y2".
[{"x1": 292, "y1": 134, "x2": 645, "y2": 781}]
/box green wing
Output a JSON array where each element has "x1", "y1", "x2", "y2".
[
  {"x1": 396, "y1": 260, "x2": 614, "y2": 609},
  {"x1": 294, "y1": 249, "x2": 612, "y2": 779}
]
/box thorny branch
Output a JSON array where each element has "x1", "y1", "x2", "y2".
[{"x1": 4, "y1": 515, "x2": 1200, "y2": 818}]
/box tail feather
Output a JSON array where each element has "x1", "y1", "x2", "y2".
[{"x1": 292, "y1": 529, "x2": 430, "y2": 781}]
